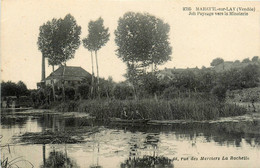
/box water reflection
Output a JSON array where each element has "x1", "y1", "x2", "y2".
[
  {"x1": 107, "y1": 122, "x2": 260, "y2": 147},
  {"x1": 41, "y1": 145, "x2": 79, "y2": 168},
  {"x1": 1, "y1": 115, "x2": 28, "y2": 128},
  {"x1": 1, "y1": 110, "x2": 260, "y2": 167},
  {"x1": 2, "y1": 111, "x2": 260, "y2": 148},
  {"x1": 122, "y1": 132, "x2": 174, "y2": 168},
  {"x1": 120, "y1": 155, "x2": 173, "y2": 168}
]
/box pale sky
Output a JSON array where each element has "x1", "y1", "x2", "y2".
[{"x1": 1, "y1": 0, "x2": 260, "y2": 89}]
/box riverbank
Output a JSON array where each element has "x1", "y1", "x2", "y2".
[{"x1": 54, "y1": 97, "x2": 248, "y2": 121}]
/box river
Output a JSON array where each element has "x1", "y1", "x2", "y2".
[{"x1": 1, "y1": 109, "x2": 260, "y2": 168}]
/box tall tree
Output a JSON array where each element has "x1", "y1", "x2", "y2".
[
  {"x1": 84, "y1": 17, "x2": 110, "y2": 98},
  {"x1": 38, "y1": 14, "x2": 81, "y2": 100},
  {"x1": 38, "y1": 20, "x2": 54, "y2": 82},
  {"x1": 114, "y1": 12, "x2": 172, "y2": 97},
  {"x1": 38, "y1": 14, "x2": 81, "y2": 69},
  {"x1": 82, "y1": 34, "x2": 95, "y2": 98}
]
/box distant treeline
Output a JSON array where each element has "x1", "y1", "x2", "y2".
[
  {"x1": 159, "y1": 63, "x2": 260, "y2": 101},
  {"x1": 1, "y1": 81, "x2": 30, "y2": 97},
  {"x1": 1, "y1": 62, "x2": 259, "y2": 106},
  {"x1": 31, "y1": 62, "x2": 260, "y2": 108}
]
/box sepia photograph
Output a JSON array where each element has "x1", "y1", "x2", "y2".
[{"x1": 1, "y1": 0, "x2": 260, "y2": 167}]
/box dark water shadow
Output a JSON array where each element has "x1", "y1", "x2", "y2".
[
  {"x1": 106, "y1": 121, "x2": 260, "y2": 147},
  {"x1": 41, "y1": 145, "x2": 79, "y2": 168},
  {"x1": 120, "y1": 155, "x2": 174, "y2": 168}
]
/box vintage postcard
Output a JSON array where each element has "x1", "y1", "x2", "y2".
[{"x1": 1, "y1": 0, "x2": 260, "y2": 167}]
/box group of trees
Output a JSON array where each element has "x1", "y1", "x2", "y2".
[
  {"x1": 115, "y1": 12, "x2": 172, "y2": 97},
  {"x1": 38, "y1": 14, "x2": 110, "y2": 100},
  {"x1": 74, "y1": 62, "x2": 260, "y2": 101},
  {"x1": 82, "y1": 18, "x2": 110, "y2": 98},
  {"x1": 210, "y1": 56, "x2": 260, "y2": 67},
  {"x1": 3, "y1": 60, "x2": 258, "y2": 105},
  {"x1": 36, "y1": 12, "x2": 259, "y2": 104},
  {"x1": 159, "y1": 63, "x2": 260, "y2": 101},
  {"x1": 38, "y1": 14, "x2": 82, "y2": 101},
  {"x1": 37, "y1": 12, "x2": 172, "y2": 101},
  {"x1": 1, "y1": 81, "x2": 29, "y2": 97},
  {"x1": 240, "y1": 56, "x2": 259, "y2": 63},
  {"x1": 38, "y1": 14, "x2": 82, "y2": 77}
]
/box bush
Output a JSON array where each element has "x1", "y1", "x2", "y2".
[
  {"x1": 162, "y1": 86, "x2": 179, "y2": 99},
  {"x1": 113, "y1": 83, "x2": 134, "y2": 100},
  {"x1": 211, "y1": 58, "x2": 224, "y2": 67},
  {"x1": 211, "y1": 85, "x2": 227, "y2": 101},
  {"x1": 65, "y1": 87, "x2": 75, "y2": 100},
  {"x1": 77, "y1": 83, "x2": 90, "y2": 99}
]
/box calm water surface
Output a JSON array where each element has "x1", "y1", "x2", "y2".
[{"x1": 1, "y1": 109, "x2": 260, "y2": 168}]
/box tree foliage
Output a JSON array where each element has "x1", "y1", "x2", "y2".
[
  {"x1": 240, "y1": 64, "x2": 260, "y2": 88},
  {"x1": 139, "y1": 73, "x2": 160, "y2": 95},
  {"x1": 115, "y1": 12, "x2": 172, "y2": 68},
  {"x1": 242, "y1": 58, "x2": 250, "y2": 63},
  {"x1": 113, "y1": 82, "x2": 134, "y2": 100},
  {"x1": 82, "y1": 17, "x2": 110, "y2": 98},
  {"x1": 99, "y1": 76, "x2": 115, "y2": 98},
  {"x1": 1, "y1": 81, "x2": 29, "y2": 97},
  {"x1": 252, "y1": 56, "x2": 259, "y2": 62},
  {"x1": 115, "y1": 12, "x2": 172, "y2": 98},
  {"x1": 210, "y1": 58, "x2": 224, "y2": 67},
  {"x1": 211, "y1": 85, "x2": 227, "y2": 101},
  {"x1": 37, "y1": 14, "x2": 81, "y2": 66},
  {"x1": 82, "y1": 17, "x2": 110, "y2": 52}
]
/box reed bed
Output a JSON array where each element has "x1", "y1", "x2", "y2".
[{"x1": 56, "y1": 97, "x2": 247, "y2": 121}]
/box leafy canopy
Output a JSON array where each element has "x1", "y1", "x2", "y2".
[
  {"x1": 82, "y1": 17, "x2": 110, "y2": 51},
  {"x1": 37, "y1": 14, "x2": 81, "y2": 65},
  {"x1": 1, "y1": 81, "x2": 29, "y2": 97},
  {"x1": 242, "y1": 58, "x2": 250, "y2": 63},
  {"x1": 210, "y1": 58, "x2": 224, "y2": 67},
  {"x1": 252, "y1": 56, "x2": 259, "y2": 62},
  {"x1": 115, "y1": 12, "x2": 172, "y2": 67}
]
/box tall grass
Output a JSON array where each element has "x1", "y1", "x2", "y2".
[
  {"x1": 1, "y1": 144, "x2": 34, "y2": 168},
  {"x1": 56, "y1": 97, "x2": 247, "y2": 121}
]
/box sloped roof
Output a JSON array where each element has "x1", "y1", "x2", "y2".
[{"x1": 45, "y1": 66, "x2": 91, "y2": 80}]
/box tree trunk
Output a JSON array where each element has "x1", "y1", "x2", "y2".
[
  {"x1": 91, "y1": 51, "x2": 95, "y2": 98},
  {"x1": 131, "y1": 61, "x2": 137, "y2": 100},
  {"x1": 52, "y1": 65, "x2": 56, "y2": 101},
  {"x1": 95, "y1": 50, "x2": 100, "y2": 99},
  {"x1": 62, "y1": 64, "x2": 66, "y2": 101},
  {"x1": 41, "y1": 54, "x2": 45, "y2": 82},
  {"x1": 42, "y1": 144, "x2": 46, "y2": 167}
]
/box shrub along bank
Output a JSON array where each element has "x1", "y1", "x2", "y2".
[{"x1": 55, "y1": 97, "x2": 247, "y2": 121}]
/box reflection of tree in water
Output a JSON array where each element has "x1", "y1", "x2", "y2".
[
  {"x1": 120, "y1": 155, "x2": 173, "y2": 168},
  {"x1": 38, "y1": 114, "x2": 66, "y2": 132},
  {"x1": 146, "y1": 122, "x2": 260, "y2": 147},
  {"x1": 89, "y1": 166, "x2": 102, "y2": 168},
  {"x1": 144, "y1": 133, "x2": 160, "y2": 156},
  {"x1": 109, "y1": 121, "x2": 260, "y2": 148},
  {"x1": 41, "y1": 149, "x2": 79, "y2": 168},
  {"x1": 38, "y1": 113, "x2": 95, "y2": 133},
  {"x1": 0, "y1": 116, "x2": 28, "y2": 128},
  {"x1": 123, "y1": 132, "x2": 174, "y2": 168}
]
